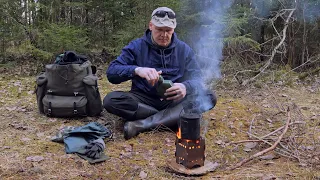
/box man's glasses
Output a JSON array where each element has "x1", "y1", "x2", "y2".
[{"x1": 153, "y1": 10, "x2": 176, "y2": 19}]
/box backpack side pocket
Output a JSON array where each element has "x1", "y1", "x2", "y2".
[
  {"x1": 42, "y1": 95, "x2": 87, "y2": 117},
  {"x1": 36, "y1": 72, "x2": 47, "y2": 114},
  {"x1": 83, "y1": 75, "x2": 102, "y2": 116}
]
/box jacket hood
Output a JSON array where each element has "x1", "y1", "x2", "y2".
[{"x1": 142, "y1": 29, "x2": 177, "y2": 49}]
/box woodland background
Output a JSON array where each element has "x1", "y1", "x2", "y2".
[
  {"x1": 1, "y1": 0, "x2": 320, "y2": 79},
  {"x1": 0, "y1": 0, "x2": 319, "y2": 179}
]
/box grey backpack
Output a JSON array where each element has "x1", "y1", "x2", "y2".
[{"x1": 35, "y1": 60, "x2": 103, "y2": 117}]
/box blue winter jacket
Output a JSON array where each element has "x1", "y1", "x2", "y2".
[{"x1": 107, "y1": 29, "x2": 203, "y2": 98}]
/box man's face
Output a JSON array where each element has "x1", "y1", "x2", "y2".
[{"x1": 149, "y1": 22, "x2": 174, "y2": 47}]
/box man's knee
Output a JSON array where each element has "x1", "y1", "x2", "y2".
[
  {"x1": 103, "y1": 91, "x2": 118, "y2": 111},
  {"x1": 103, "y1": 91, "x2": 139, "y2": 117},
  {"x1": 204, "y1": 90, "x2": 217, "y2": 112},
  {"x1": 209, "y1": 90, "x2": 217, "y2": 108},
  {"x1": 183, "y1": 89, "x2": 217, "y2": 112}
]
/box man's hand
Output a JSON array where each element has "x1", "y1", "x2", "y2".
[
  {"x1": 164, "y1": 83, "x2": 186, "y2": 101},
  {"x1": 135, "y1": 67, "x2": 162, "y2": 86}
]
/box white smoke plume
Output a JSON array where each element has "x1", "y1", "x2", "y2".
[
  {"x1": 194, "y1": 1, "x2": 233, "y2": 86},
  {"x1": 190, "y1": 1, "x2": 233, "y2": 112}
]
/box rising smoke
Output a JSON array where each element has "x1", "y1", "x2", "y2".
[
  {"x1": 189, "y1": 1, "x2": 233, "y2": 112},
  {"x1": 194, "y1": 0, "x2": 233, "y2": 85},
  {"x1": 303, "y1": 1, "x2": 320, "y2": 22}
]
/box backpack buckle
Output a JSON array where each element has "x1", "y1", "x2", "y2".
[
  {"x1": 73, "y1": 102, "x2": 77, "y2": 114},
  {"x1": 48, "y1": 102, "x2": 52, "y2": 115}
]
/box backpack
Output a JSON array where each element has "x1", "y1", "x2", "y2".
[
  {"x1": 35, "y1": 52, "x2": 103, "y2": 117},
  {"x1": 54, "y1": 51, "x2": 89, "y2": 65}
]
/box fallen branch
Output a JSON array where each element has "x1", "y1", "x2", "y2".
[
  {"x1": 298, "y1": 66, "x2": 320, "y2": 80},
  {"x1": 260, "y1": 121, "x2": 305, "y2": 139},
  {"x1": 228, "y1": 107, "x2": 291, "y2": 170},
  {"x1": 280, "y1": 55, "x2": 320, "y2": 80},
  {"x1": 227, "y1": 140, "x2": 263, "y2": 145},
  {"x1": 246, "y1": 130, "x2": 299, "y2": 160},
  {"x1": 242, "y1": 9, "x2": 295, "y2": 86}
]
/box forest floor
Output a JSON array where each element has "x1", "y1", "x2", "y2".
[{"x1": 0, "y1": 63, "x2": 319, "y2": 180}]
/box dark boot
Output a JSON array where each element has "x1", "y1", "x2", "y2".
[
  {"x1": 134, "y1": 103, "x2": 159, "y2": 120},
  {"x1": 124, "y1": 104, "x2": 183, "y2": 140}
]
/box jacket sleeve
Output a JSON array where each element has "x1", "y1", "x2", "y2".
[
  {"x1": 181, "y1": 49, "x2": 205, "y2": 95},
  {"x1": 106, "y1": 41, "x2": 139, "y2": 84}
]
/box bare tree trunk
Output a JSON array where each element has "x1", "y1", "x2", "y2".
[
  {"x1": 32, "y1": 0, "x2": 38, "y2": 25},
  {"x1": 144, "y1": 1, "x2": 147, "y2": 29},
  {"x1": 103, "y1": 14, "x2": 106, "y2": 46},
  {"x1": 38, "y1": 0, "x2": 43, "y2": 22},
  {"x1": 260, "y1": 24, "x2": 265, "y2": 61},
  {"x1": 301, "y1": 1, "x2": 307, "y2": 65},
  {"x1": 85, "y1": 0, "x2": 88, "y2": 25},
  {"x1": 56, "y1": 3, "x2": 60, "y2": 23},
  {"x1": 70, "y1": 0, "x2": 73, "y2": 24},
  {"x1": 61, "y1": 0, "x2": 65, "y2": 23},
  {"x1": 23, "y1": 0, "x2": 27, "y2": 24},
  {"x1": 28, "y1": 0, "x2": 31, "y2": 25},
  {"x1": 85, "y1": 0, "x2": 89, "y2": 47},
  {"x1": 49, "y1": 1, "x2": 54, "y2": 23},
  {"x1": 287, "y1": 22, "x2": 295, "y2": 67}
]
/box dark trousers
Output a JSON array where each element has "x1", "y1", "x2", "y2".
[{"x1": 103, "y1": 89, "x2": 217, "y2": 121}]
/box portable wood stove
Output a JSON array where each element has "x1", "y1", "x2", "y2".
[
  {"x1": 167, "y1": 112, "x2": 219, "y2": 175},
  {"x1": 175, "y1": 113, "x2": 205, "y2": 169}
]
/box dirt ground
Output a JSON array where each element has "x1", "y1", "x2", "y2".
[{"x1": 0, "y1": 66, "x2": 319, "y2": 180}]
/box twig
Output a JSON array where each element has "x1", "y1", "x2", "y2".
[
  {"x1": 247, "y1": 130, "x2": 297, "y2": 159},
  {"x1": 235, "y1": 120, "x2": 298, "y2": 159},
  {"x1": 248, "y1": 115, "x2": 256, "y2": 139},
  {"x1": 228, "y1": 107, "x2": 291, "y2": 170},
  {"x1": 227, "y1": 140, "x2": 263, "y2": 145},
  {"x1": 260, "y1": 121, "x2": 305, "y2": 139},
  {"x1": 242, "y1": 9, "x2": 295, "y2": 86},
  {"x1": 280, "y1": 55, "x2": 320, "y2": 80},
  {"x1": 234, "y1": 70, "x2": 258, "y2": 84}
]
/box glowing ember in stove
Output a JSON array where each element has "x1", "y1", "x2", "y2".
[
  {"x1": 177, "y1": 127, "x2": 181, "y2": 139},
  {"x1": 176, "y1": 128, "x2": 192, "y2": 142}
]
